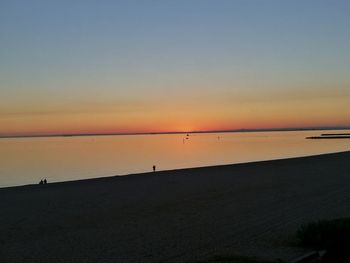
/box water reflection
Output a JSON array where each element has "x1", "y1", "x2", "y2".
[{"x1": 0, "y1": 130, "x2": 350, "y2": 187}]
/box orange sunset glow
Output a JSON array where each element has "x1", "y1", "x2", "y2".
[
  {"x1": 2, "y1": 2, "x2": 350, "y2": 263},
  {"x1": 1, "y1": 1, "x2": 350, "y2": 137}
]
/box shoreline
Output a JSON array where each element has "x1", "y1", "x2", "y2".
[
  {"x1": 1, "y1": 151, "x2": 350, "y2": 262},
  {"x1": 1, "y1": 150, "x2": 350, "y2": 190}
]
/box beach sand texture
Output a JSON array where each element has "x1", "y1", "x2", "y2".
[{"x1": 1, "y1": 151, "x2": 350, "y2": 262}]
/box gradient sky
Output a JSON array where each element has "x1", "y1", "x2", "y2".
[{"x1": 1, "y1": 0, "x2": 350, "y2": 136}]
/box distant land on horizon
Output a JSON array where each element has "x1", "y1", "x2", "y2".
[{"x1": 1, "y1": 126, "x2": 350, "y2": 139}]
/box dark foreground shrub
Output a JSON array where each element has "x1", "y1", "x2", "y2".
[
  {"x1": 297, "y1": 218, "x2": 350, "y2": 249},
  {"x1": 297, "y1": 218, "x2": 350, "y2": 263},
  {"x1": 195, "y1": 255, "x2": 281, "y2": 263}
]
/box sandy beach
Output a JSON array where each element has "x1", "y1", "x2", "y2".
[{"x1": 1, "y1": 151, "x2": 350, "y2": 262}]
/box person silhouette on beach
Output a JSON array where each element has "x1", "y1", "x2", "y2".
[
  {"x1": 43, "y1": 179, "x2": 47, "y2": 184},
  {"x1": 39, "y1": 179, "x2": 43, "y2": 185},
  {"x1": 153, "y1": 165, "x2": 156, "y2": 172}
]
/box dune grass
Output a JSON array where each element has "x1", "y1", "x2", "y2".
[
  {"x1": 297, "y1": 217, "x2": 350, "y2": 249},
  {"x1": 297, "y1": 218, "x2": 350, "y2": 262},
  {"x1": 194, "y1": 255, "x2": 282, "y2": 263}
]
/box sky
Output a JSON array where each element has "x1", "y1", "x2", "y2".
[{"x1": 1, "y1": 0, "x2": 350, "y2": 136}]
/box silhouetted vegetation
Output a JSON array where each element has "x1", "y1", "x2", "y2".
[
  {"x1": 297, "y1": 218, "x2": 350, "y2": 262},
  {"x1": 195, "y1": 255, "x2": 282, "y2": 263}
]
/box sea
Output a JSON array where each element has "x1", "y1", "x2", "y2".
[{"x1": 1, "y1": 130, "x2": 350, "y2": 187}]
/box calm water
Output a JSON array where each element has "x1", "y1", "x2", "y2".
[{"x1": 1, "y1": 130, "x2": 350, "y2": 187}]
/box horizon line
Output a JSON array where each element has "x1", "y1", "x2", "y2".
[{"x1": 1, "y1": 126, "x2": 350, "y2": 139}]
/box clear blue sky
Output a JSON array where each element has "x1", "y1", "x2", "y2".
[{"x1": 1, "y1": 0, "x2": 350, "y2": 135}]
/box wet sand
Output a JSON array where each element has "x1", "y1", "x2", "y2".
[{"x1": 1, "y1": 151, "x2": 350, "y2": 262}]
